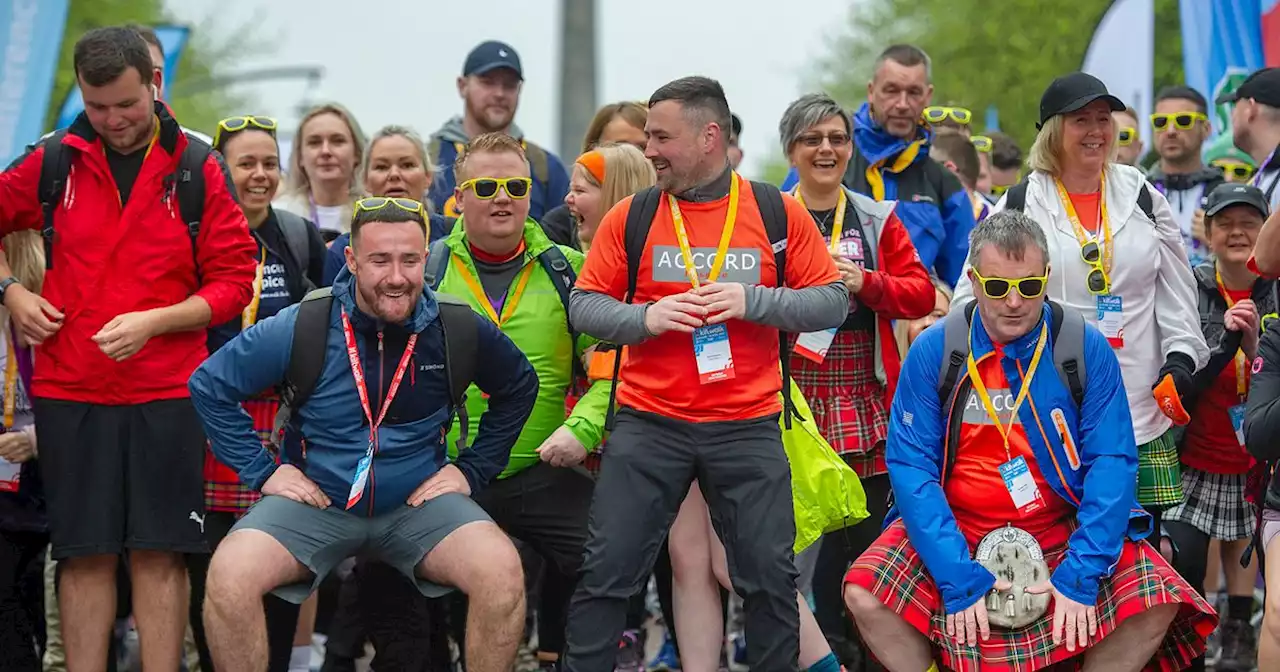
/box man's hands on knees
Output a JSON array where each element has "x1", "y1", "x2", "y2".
[
  {"x1": 408, "y1": 464, "x2": 471, "y2": 507},
  {"x1": 946, "y1": 578, "x2": 1010, "y2": 646},
  {"x1": 262, "y1": 464, "x2": 331, "y2": 509},
  {"x1": 1026, "y1": 581, "x2": 1097, "y2": 653}
]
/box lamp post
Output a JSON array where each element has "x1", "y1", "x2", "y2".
[{"x1": 558, "y1": 0, "x2": 597, "y2": 161}]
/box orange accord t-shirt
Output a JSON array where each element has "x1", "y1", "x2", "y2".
[{"x1": 576, "y1": 174, "x2": 840, "y2": 422}]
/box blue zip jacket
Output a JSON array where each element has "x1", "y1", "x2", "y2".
[
  {"x1": 884, "y1": 303, "x2": 1151, "y2": 614},
  {"x1": 189, "y1": 267, "x2": 540, "y2": 516},
  {"x1": 781, "y1": 104, "x2": 975, "y2": 287}
]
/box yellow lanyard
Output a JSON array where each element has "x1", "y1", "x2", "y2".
[
  {"x1": 451, "y1": 254, "x2": 535, "y2": 325},
  {"x1": 112, "y1": 118, "x2": 161, "y2": 211},
  {"x1": 965, "y1": 321, "x2": 1050, "y2": 455},
  {"x1": 1053, "y1": 176, "x2": 1112, "y2": 276},
  {"x1": 241, "y1": 246, "x2": 268, "y2": 330},
  {"x1": 3, "y1": 332, "x2": 16, "y2": 430},
  {"x1": 793, "y1": 188, "x2": 847, "y2": 253},
  {"x1": 1216, "y1": 267, "x2": 1250, "y2": 398},
  {"x1": 669, "y1": 173, "x2": 740, "y2": 288}
]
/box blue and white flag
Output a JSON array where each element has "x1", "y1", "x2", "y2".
[{"x1": 0, "y1": 0, "x2": 70, "y2": 166}]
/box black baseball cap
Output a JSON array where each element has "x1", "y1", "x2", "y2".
[
  {"x1": 1037, "y1": 72, "x2": 1125, "y2": 129},
  {"x1": 463, "y1": 40, "x2": 523, "y2": 80},
  {"x1": 730, "y1": 113, "x2": 742, "y2": 138},
  {"x1": 1215, "y1": 67, "x2": 1280, "y2": 107},
  {"x1": 1204, "y1": 182, "x2": 1270, "y2": 219}
]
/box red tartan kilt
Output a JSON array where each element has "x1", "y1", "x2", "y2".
[{"x1": 843, "y1": 520, "x2": 1217, "y2": 672}]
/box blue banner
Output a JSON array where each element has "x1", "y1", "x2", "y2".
[
  {"x1": 1181, "y1": 0, "x2": 1265, "y2": 136},
  {"x1": 0, "y1": 0, "x2": 70, "y2": 166},
  {"x1": 55, "y1": 24, "x2": 191, "y2": 130}
]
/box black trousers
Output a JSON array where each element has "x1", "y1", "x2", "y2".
[
  {"x1": 347, "y1": 461, "x2": 594, "y2": 669},
  {"x1": 564, "y1": 410, "x2": 799, "y2": 672},
  {"x1": 0, "y1": 530, "x2": 48, "y2": 672},
  {"x1": 187, "y1": 511, "x2": 300, "y2": 672}
]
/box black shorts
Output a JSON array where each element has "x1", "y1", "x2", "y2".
[{"x1": 36, "y1": 398, "x2": 208, "y2": 559}]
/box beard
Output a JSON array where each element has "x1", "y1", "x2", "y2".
[{"x1": 358, "y1": 282, "x2": 420, "y2": 324}]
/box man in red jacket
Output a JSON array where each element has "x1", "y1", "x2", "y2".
[{"x1": 0, "y1": 27, "x2": 255, "y2": 670}]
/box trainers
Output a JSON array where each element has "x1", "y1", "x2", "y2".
[
  {"x1": 647, "y1": 632, "x2": 680, "y2": 671},
  {"x1": 1218, "y1": 617, "x2": 1258, "y2": 671},
  {"x1": 615, "y1": 630, "x2": 645, "y2": 672}
]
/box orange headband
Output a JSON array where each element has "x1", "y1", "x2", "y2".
[{"x1": 576, "y1": 151, "x2": 606, "y2": 184}]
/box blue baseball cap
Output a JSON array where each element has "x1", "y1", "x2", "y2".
[{"x1": 463, "y1": 40, "x2": 523, "y2": 80}]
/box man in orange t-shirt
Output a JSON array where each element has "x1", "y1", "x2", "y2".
[{"x1": 562, "y1": 76, "x2": 847, "y2": 672}]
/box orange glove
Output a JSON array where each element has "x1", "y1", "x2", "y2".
[{"x1": 1153, "y1": 374, "x2": 1191, "y2": 426}]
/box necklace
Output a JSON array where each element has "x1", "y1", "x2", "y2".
[{"x1": 808, "y1": 207, "x2": 836, "y2": 235}]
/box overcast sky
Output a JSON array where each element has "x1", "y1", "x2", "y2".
[{"x1": 164, "y1": 0, "x2": 854, "y2": 178}]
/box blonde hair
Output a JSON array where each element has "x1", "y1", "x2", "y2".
[
  {"x1": 362, "y1": 125, "x2": 434, "y2": 186},
  {"x1": 455, "y1": 133, "x2": 527, "y2": 182},
  {"x1": 4, "y1": 231, "x2": 44, "y2": 295},
  {"x1": 284, "y1": 102, "x2": 367, "y2": 200},
  {"x1": 1026, "y1": 113, "x2": 1119, "y2": 176},
  {"x1": 593, "y1": 143, "x2": 656, "y2": 212},
  {"x1": 581, "y1": 102, "x2": 648, "y2": 154}
]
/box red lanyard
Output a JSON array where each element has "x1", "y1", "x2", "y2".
[{"x1": 340, "y1": 309, "x2": 418, "y2": 447}]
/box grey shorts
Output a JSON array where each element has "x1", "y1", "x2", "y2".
[{"x1": 232, "y1": 493, "x2": 491, "y2": 604}]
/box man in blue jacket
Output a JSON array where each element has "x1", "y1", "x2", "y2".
[
  {"x1": 842, "y1": 211, "x2": 1214, "y2": 671},
  {"x1": 187, "y1": 199, "x2": 540, "y2": 672},
  {"x1": 781, "y1": 44, "x2": 975, "y2": 287}
]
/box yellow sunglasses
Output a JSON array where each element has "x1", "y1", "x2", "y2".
[
  {"x1": 1150, "y1": 112, "x2": 1207, "y2": 132},
  {"x1": 1212, "y1": 160, "x2": 1256, "y2": 181},
  {"x1": 970, "y1": 135, "x2": 993, "y2": 153},
  {"x1": 460, "y1": 177, "x2": 532, "y2": 200},
  {"x1": 1117, "y1": 127, "x2": 1136, "y2": 146},
  {"x1": 354, "y1": 196, "x2": 425, "y2": 215},
  {"x1": 924, "y1": 106, "x2": 972, "y2": 125},
  {"x1": 990, "y1": 184, "x2": 1011, "y2": 197},
  {"x1": 971, "y1": 269, "x2": 1048, "y2": 300},
  {"x1": 213, "y1": 115, "x2": 277, "y2": 149}
]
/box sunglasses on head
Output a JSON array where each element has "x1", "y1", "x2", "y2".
[
  {"x1": 990, "y1": 184, "x2": 1011, "y2": 197},
  {"x1": 354, "y1": 196, "x2": 426, "y2": 215},
  {"x1": 213, "y1": 115, "x2": 277, "y2": 149},
  {"x1": 796, "y1": 131, "x2": 851, "y2": 148},
  {"x1": 970, "y1": 135, "x2": 993, "y2": 153},
  {"x1": 1117, "y1": 128, "x2": 1136, "y2": 146},
  {"x1": 923, "y1": 106, "x2": 972, "y2": 125},
  {"x1": 971, "y1": 269, "x2": 1048, "y2": 300},
  {"x1": 1079, "y1": 241, "x2": 1111, "y2": 295},
  {"x1": 1150, "y1": 112, "x2": 1207, "y2": 132},
  {"x1": 460, "y1": 177, "x2": 532, "y2": 200},
  {"x1": 1212, "y1": 160, "x2": 1256, "y2": 181}
]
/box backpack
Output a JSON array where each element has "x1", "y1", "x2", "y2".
[
  {"x1": 272, "y1": 209, "x2": 317, "y2": 296},
  {"x1": 37, "y1": 128, "x2": 212, "y2": 271},
  {"x1": 271, "y1": 287, "x2": 481, "y2": 454},
  {"x1": 602, "y1": 181, "x2": 800, "y2": 431},
  {"x1": 423, "y1": 239, "x2": 584, "y2": 379},
  {"x1": 1002, "y1": 178, "x2": 1155, "y2": 223},
  {"x1": 936, "y1": 300, "x2": 1088, "y2": 474}
]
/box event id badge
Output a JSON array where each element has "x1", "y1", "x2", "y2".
[
  {"x1": 0, "y1": 457, "x2": 18, "y2": 493},
  {"x1": 794, "y1": 327, "x2": 837, "y2": 364},
  {"x1": 1230, "y1": 404, "x2": 1247, "y2": 446},
  {"x1": 1096, "y1": 295, "x2": 1124, "y2": 348},
  {"x1": 346, "y1": 442, "x2": 374, "y2": 510},
  {"x1": 998, "y1": 456, "x2": 1044, "y2": 515},
  {"x1": 693, "y1": 324, "x2": 736, "y2": 384}
]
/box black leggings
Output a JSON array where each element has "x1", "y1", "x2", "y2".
[
  {"x1": 0, "y1": 530, "x2": 47, "y2": 672},
  {"x1": 187, "y1": 511, "x2": 301, "y2": 672}
]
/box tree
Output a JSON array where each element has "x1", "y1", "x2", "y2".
[{"x1": 44, "y1": 0, "x2": 266, "y2": 136}]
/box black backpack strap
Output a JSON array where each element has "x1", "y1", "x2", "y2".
[
  {"x1": 750, "y1": 180, "x2": 798, "y2": 428},
  {"x1": 274, "y1": 209, "x2": 314, "y2": 287},
  {"x1": 424, "y1": 239, "x2": 451, "y2": 290},
  {"x1": 1049, "y1": 300, "x2": 1088, "y2": 409},
  {"x1": 937, "y1": 301, "x2": 976, "y2": 408},
  {"x1": 1135, "y1": 182, "x2": 1156, "y2": 223},
  {"x1": 176, "y1": 137, "x2": 213, "y2": 265},
  {"x1": 604, "y1": 187, "x2": 663, "y2": 431},
  {"x1": 437, "y1": 294, "x2": 479, "y2": 453},
  {"x1": 536, "y1": 245, "x2": 584, "y2": 379},
  {"x1": 273, "y1": 287, "x2": 335, "y2": 445},
  {"x1": 1003, "y1": 179, "x2": 1030, "y2": 213},
  {"x1": 37, "y1": 130, "x2": 71, "y2": 270}
]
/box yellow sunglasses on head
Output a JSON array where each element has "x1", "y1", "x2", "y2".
[
  {"x1": 354, "y1": 196, "x2": 425, "y2": 215},
  {"x1": 1150, "y1": 112, "x2": 1207, "y2": 132},
  {"x1": 213, "y1": 115, "x2": 277, "y2": 149},
  {"x1": 459, "y1": 177, "x2": 532, "y2": 200},
  {"x1": 971, "y1": 269, "x2": 1049, "y2": 300},
  {"x1": 924, "y1": 106, "x2": 972, "y2": 125},
  {"x1": 970, "y1": 135, "x2": 993, "y2": 153}
]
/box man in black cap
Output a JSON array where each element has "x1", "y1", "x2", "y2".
[
  {"x1": 427, "y1": 39, "x2": 570, "y2": 222},
  {"x1": 728, "y1": 113, "x2": 744, "y2": 169},
  {"x1": 1219, "y1": 68, "x2": 1280, "y2": 210}
]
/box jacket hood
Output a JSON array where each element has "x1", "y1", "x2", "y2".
[
  {"x1": 853, "y1": 102, "x2": 932, "y2": 166},
  {"x1": 432, "y1": 116, "x2": 527, "y2": 145},
  {"x1": 1146, "y1": 165, "x2": 1222, "y2": 191},
  {"x1": 330, "y1": 265, "x2": 437, "y2": 334}
]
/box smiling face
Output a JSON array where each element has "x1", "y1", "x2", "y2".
[
  {"x1": 644, "y1": 100, "x2": 717, "y2": 193},
  {"x1": 345, "y1": 219, "x2": 426, "y2": 324},
  {"x1": 456, "y1": 148, "x2": 531, "y2": 244},
  {"x1": 789, "y1": 115, "x2": 853, "y2": 193},
  {"x1": 1060, "y1": 100, "x2": 1117, "y2": 175},
  {"x1": 365, "y1": 134, "x2": 431, "y2": 200},
  {"x1": 565, "y1": 164, "x2": 603, "y2": 244},
  {"x1": 221, "y1": 129, "x2": 280, "y2": 221},
  {"x1": 1208, "y1": 204, "x2": 1265, "y2": 265}
]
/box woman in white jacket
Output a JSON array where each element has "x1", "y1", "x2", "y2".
[{"x1": 952, "y1": 73, "x2": 1209, "y2": 552}]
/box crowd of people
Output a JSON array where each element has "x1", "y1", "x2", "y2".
[{"x1": 3, "y1": 20, "x2": 1280, "y2": 672}]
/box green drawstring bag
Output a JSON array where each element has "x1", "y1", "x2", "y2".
[{"x1": 780, "y1": 377, "x2": 869, "y2": 554}]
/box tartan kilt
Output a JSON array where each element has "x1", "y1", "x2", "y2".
[
  {"x1": 1162, "y1": 467, "x2": 1255, "y2": 541},
  {"x1": 791, "y1": 328, "x2": 889, "y2": 478},
  {"x1": 1137, "y1": 430, "x2": 1183, "y2": 508},
  {"x1": 203, "y1": 396, "x2": 281, "y2": 515},
  {"x1": 844, "y1": 520, "x2": 1217, "y2": 672}
]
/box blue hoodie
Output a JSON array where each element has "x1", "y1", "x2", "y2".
[
  {"x1": 188, "y1": 267, "x2": 540, "y2": 516},
  {"x1": 781, "y1": 104, "x2": 975, "y2": 287},
  {"x1": 884, "y1": 304, "x2": 1151, "y2": 614}
]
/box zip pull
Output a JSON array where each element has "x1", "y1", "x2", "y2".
[{"x1": 377, "y1": 330, "x2": 384, "y2": 353}]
